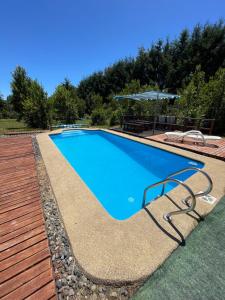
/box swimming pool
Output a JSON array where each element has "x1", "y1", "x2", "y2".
[{"x1": 51, "y1": 130, "x2": 203, "y2": 220}]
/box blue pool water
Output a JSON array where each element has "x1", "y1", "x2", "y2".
[{"x1": 51, "y1": 130, "x2": 203, "y2": 220}]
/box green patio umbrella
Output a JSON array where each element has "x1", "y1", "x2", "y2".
[
  {"x1": 114, "y1": 90, "x2": 180, "y2": 133},
  {"x1": 114, "y1": 90, "x2": 180, "y2": 101}
]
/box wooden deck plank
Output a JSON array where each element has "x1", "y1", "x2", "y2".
[
  {"x1": 0, "y1": 219, "x2": 44, "y2": 243},
  {"x1": 0, "y1": 174, "x2": 37, "y2": 187},
  {"x1": 0, "y1": 164, "x2": 36, "y2": 176},
  {"x1": 25, "y1": 281, "x2": 56, "y2": 300},
  {"x1": 0, "y1": 148, "x2": 33, "y2": 155},
  {"x1": 0, "y1": 168, "x2": 37, "y2": 181},
  {"x1": 0, "y1": 248, "x2": 50, "y2": 284},
  {"x1": 0, "y1": 259, "x2": 51, "y2": 298},
  {"x1": 0, "y1": 225, "x2": 46, "y2": 251},
  {"x1": 0, "y1": 158, "x2": 35, "y2": 172},
  {"x1": 149, "y1": 133, "x2": 225, "y2": 161},
  {"x1": 0, "y1": 197, "x2": 40, "y2": 214},
  {"x1": 0, "y1": 193, "x2": 40, "y2": 209},
  {"x1": 0, "y1": 203, "x2": 41, "y2": 222},
  {"x1": 0, "y1": 203, "x2": 42, "y2": 225},
  {"x1": 0, "y1": 152, "x2": 34, "y2": 161},
  {"x1": 0, "y1": 178, "x2": 38, "y2": 193},
  {"x1": 0, "y1": 213, "x2": 43, "y2": 236},
  {"x1": 0, "y1": 167, "x2": 36, "y2": 182},
  {"x1": 0, "y1": 209, "x2": 42, "y2": 232},
  {"x1": 0, "y1": 187, "x2": 39, "y2": 201},
  {"x1": 0, "y1": 182, "x2": 39, "y2": 197},
  {"x1": 0, "y1": 233, "x2": 47, "y2": 262},
  {"x1": 1, "y1": 268, "x2": 53, "y2": 300},
  {"x1": 0, "y1": 137, "x2": 56, "y2": 298},
  {"x1": 0, "y1": 239, "x2": 48, "y2": 271},
  {"x1": 49, "y1": 296, "x2": 58, "y2": 300}
]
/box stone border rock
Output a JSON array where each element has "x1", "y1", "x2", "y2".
[{"x1": 32, "y1": 137, "x2": 140, "y2": 299}]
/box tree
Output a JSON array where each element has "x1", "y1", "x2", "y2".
[
  {"x1": 51, "y1": 79, "x2": 84, "y2": 123},
  {"x1": 0, "y1": 94, "x2": 6, "y2": 118},
  {"x1": 199, "y1": 20, "x2": 225, "y2": 79},
  {"x1": 104, "y1": 59, "x2": 135, "y2": 94},
  {"x1": 22, "y1": 80, "x2": 49, "y2": 128},
  {"x1": 10, "y1": 66, "x2": 31, "y2": 119},
  {"x1": 180, "y1": 66, "x2": 206, "y2": 117},
  {"x1": 0, "y1": 95, "x2": 17, "y2": 118},
  {"x1": 203, "y1": 68, "x2": 225, "y2": 133},
  {"x1": 84, "y1": 93, "x2": 103, "y2": 114},
  {"x1": 77, "y1": 20, "x2": 225, "y2": 114},
  {"x1": 51, "y1": 86, "x2": 78, "y2": 123},
  {"x1": 134, "y1": 47, "x2": 153, "y2": 85},
  {"x1": 148, "y1": 40, "x2": 170, "y2": 90},
  {"x1": 168, "y1": 29, "x2": 191, "y2": 90},
  {"x1": 6, "y1": 21, "x2": 225, "y2": 131},
  {"x1": 180, "y1": 67, "x2": 225, "y2": 133}
]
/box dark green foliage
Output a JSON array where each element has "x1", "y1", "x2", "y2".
[
  {"x1": 77, "y1": 20, "x2": 225, "y2": 103},
  {"x1": 0, "y1": 95, "x2": 7, "y2": 118},
  {"x1": 85, "y1": 93, "x2": 103, "y2": 115},
  {"x1": 109, "y1": 112, "x2": 118, "y2": 126},
  {"x1": 180, "y1": 66, "x2": 225, "y2": 133},
  {"x1": 91, "y1": 108, "x2": 107, "y2": 125},
  {"x1": 5, "y1": 95, "x2": 18, "y2": 118},
  {"x1": 51, "y1": 79, "x2": 85, "y2": 123},
  {"x1": 0, "y1": 96, "x2": 18, "y2": 119},
  {"x1": 8, "y1": 66, "x2": 49, "y2": 128},
  {"x1": 180, "y1": 65, "x2": 206, "y2": 117},
  {"x1": 109, "y1": 110, "x2": 123, "y2": 126},
  {"x1": 201, "y1": 68, "x2": 225, "y2": 133},
  {"x1": 76, "y1": 20, "x2": 225, "y2": 133},
  {"x1": 10, "y1": 66, "x2": 32, "y2": 119},
  {"x1": 22, "y1": 80, "x2": 49, "y2": 129}
]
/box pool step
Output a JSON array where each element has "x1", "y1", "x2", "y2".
[{"x1": 62, "y1": 130, "x2": 88, "y2": 136}]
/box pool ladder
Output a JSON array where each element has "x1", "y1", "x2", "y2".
[{"x1": 142, "y1": 167, "x2": 213, "y2": 221}]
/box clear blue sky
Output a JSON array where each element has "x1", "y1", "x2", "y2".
[{"x1": 0, "y1": 0, "x2": 224, "y2": 98}]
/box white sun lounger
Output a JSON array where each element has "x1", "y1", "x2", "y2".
[{"x1": 165, "y1": 130, "x2": 221, "y2": 146}]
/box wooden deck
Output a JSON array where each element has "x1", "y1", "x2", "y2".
[
  {"x1": 0, "y1": 137, "x2": 56, "y2": 299},
  {"x1": 148, "y1": 133, "x2": 225, "y2": 161}
]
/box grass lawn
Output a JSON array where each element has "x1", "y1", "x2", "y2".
[
  {"x1": 0, "y1": 118, "x2": 109, "y2": 134},
  {"x1": 51, "y1": 118, "x2": 111, "y2": 129},
  {"x1": 133, "y1": 195, "x2": 225, "y2": 300},
  {"x1": 76, "y1": 118, "x2": 91, "y2": 126},
  {"x1": 0, "y1": 119, "x2": 36, "y2": 133}
]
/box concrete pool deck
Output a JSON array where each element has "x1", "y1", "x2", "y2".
[{"x1": 37, "y1": 129, "x2": 225, "y2": 284}]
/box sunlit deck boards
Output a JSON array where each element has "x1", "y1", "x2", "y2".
[
  {"x1": 148, "y1": 133, "x2": 225, "y2": 161},
  {"x1": 0, "y1": 137, "x2": 56, "y2": 300}
]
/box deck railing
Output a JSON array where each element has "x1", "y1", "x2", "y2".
[{"x1": 122, "y1": 115, "x2": 215, "y2": 135}]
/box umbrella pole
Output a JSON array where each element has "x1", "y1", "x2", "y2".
[
  {"x1": 152, "y1": 93, "x2": 159, "y2": 135},
  {"x1": 153, "y1": 117, "x2": 155, "y2": 135}
]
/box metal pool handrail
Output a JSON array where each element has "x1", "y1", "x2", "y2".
[
  {"x1": 181, "y1": 130, "x2": 207, "y2": 145},
  {"x1": 160, "y1": 167, "x2": 213, "y2": 202},
  {"x1": 142, "y1": 178, "x2": 196, "y2": 221}
]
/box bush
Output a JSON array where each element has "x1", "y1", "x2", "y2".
[
  {"x1": 109, "y1": 110, "x2": 121, "y2": 126},
  {"x1": 91, "y1": 108, "x2": 106, "y2": 125}
]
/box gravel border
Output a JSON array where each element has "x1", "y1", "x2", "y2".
[{"x1": 32, "y1": 137, "x2": 141, "y2": 299}]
